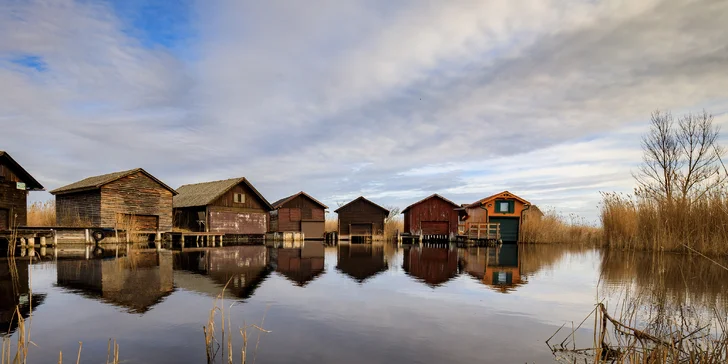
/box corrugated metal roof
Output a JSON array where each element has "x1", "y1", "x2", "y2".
[
  {"x1": 50, "y1": 168, "x2": 177, "y2": 195},
  {"x1": 271, "y1": 191, "x2": 328, "y2": 209},
  {"x1": 173, "y1": 177, "x2": 273, "y2": 210},
  {"x1": 0, "y1": 151, "x2": 44, "y2": 191}
]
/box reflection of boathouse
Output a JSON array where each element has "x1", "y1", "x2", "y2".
[
  {"x1": 56, "y1": 252, "x2": 174, "y2": 314},
  {"x1": 271, "y1": 242, "x2": 325, "y2": 286},
  {"x1": 336, "y1": 244, "x2": 387, "y2": 283},
  {"x1": 462, "y1": 245, "x2": 524, "y2": 293},
  {"x1": 1, "y1": 259, "x2": 47, "y2": 335},
  {"x1": 403, "y1": 247, "x2": 459, "y2": 287},
  {"x1": 174, "y1": 246, "x2": 272, "y2": 299}
]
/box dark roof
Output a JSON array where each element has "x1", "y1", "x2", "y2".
[
  {"x1": 174, "y1": 177, "x2": 273, "y2": 210},
  {"x1": 50, "y1": 168, "x2": 177, "y2": 195},
  {"x1": 334, "y1": 196, "x2": 389, "y2": 214},
  {"x1": 271, "y1": 191, "x2": 328, "y2": 210},
  {"x1": 402, "y1": 194, "x2": 459, "y2": 213},
  {"x1": 465, "y1": 190, "x2": 531, "y2": 208},
  {"x1": 0, "y1": 151, "x2": 44, "y2": 190}
]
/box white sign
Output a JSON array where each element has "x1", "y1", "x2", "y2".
[{"x1": 16, "y1": 182, "x2": 26, "y2": 190}]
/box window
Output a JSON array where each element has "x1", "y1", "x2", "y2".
[
  {"x1": 495, "y1": 200, "x2": 514, "y2": 213},
  {"x1": 234, "y1": 193, "x2": 245, "y2": 204}
]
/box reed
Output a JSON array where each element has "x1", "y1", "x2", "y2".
[
  {"x1": 26, "y1": 200, "x2": 55, "y2": 227},
  {"x1": 324, "y1": 218, "x2": 337, "y2": 233},
  {"x1": 600, "y1": 190, "x2": 728, "y2": 255},
  {"x1": 203, "y1": 280, "x2": 270, "y2": 364},
  {"x1": 520, "y1": 209, "x2": 602, "y2": 245}
]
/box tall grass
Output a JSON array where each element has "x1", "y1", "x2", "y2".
[
  {"x1": 601, "y1": 190, "x2": 728, "y2": 255},
  {"x1": 520, "y1": 209, "x2": 602, "y2": 245},
  {"x1": 26, "y1": 200, "x2": 56, "y2": 227},
  {"x1": 324, "y1": 218, "x2": 337, "y2": 233}
]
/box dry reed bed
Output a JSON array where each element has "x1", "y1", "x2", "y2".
[
  {"x1": 521, "y1": 209, "x2": 602, "y2": 245},
  {"x1": 601, "y1": 191, "x2": 728, "y2": 255}
]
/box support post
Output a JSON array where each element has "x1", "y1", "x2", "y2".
[
  {"x1": 85, "y1": 229, "x2": 90, "y2": 244},
  {"x1": 53, "y1": 230, "x2": 58, "y2": 246},
  {"x1": 40, "y1": 236, "x2": 47, "y2": 247}
]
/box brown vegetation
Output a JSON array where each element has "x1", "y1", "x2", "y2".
[
  {"x1": 520, "y1": 209, "x2": 602, "y2": 245},
  {"x1": 26, "y1": 200, "x2": 55, "y2": 227}
]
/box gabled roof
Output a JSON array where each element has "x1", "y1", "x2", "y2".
[
  {"x1": 50, "y1": 168, "x2": 177, "y2": 195},
  {"x1": 402, "y1": 194, "x2": 459, "y2": 213},
  {"x1": 334, "y1": 196, "x2": 389, "y2": 214},
  {"x1": 0, "y1": 151, "x2": 44, "y2": 191},
  {"x1": 173, "y1": 177, "x2": 273, "y2": 210},
  {"x1": 465, "y1": 191, "x2": 531, "y2": 208},
  {"x1": 271, "y1": 191, "x2": 328, "y2": 210}
]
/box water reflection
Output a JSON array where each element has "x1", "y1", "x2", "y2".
[
  {"x1": 56, "y1": 252, "x2": 173, "y2": 314},
  {"x1": 403, "y1": 246, "x2": 460, "y2": 287},
  {"x1": 174, "y1": 246, "x2": 272, "y2": 299},
  {"x1": 336, "y1": 244, "x2": 387, "y2": 283},
  {"x1": 270, "y1": 242, "x2": 325, "y2": 286},
  {"x1": 1, "y1": 259, "x2": 46, "y2": 335},
  {"x1": 600, "y1": 250, "x2": 728, "y2": 307},
  {"x1": 461, "y1": 245, "x2": 524, "y2": 293}
]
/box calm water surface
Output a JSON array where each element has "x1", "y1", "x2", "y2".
[{"x1": 2, "y1": 243, "x2": 726, "y2": 363}]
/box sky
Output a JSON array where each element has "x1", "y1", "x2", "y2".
[{"x1": 1, "y1": 0, "x2": 727, "y2": 223}]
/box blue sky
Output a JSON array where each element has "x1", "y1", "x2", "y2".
[{"x1": 1, "y1": 0, "x2": 727, "y2": 222}]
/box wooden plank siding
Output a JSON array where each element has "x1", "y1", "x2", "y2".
[
  {"x1": 462, "y1": 191, "x2": 531, "y2": 243},
  {"x1": 403, "y1": 195, "x2": 459, "y2": 236},
  {"x1": 0, "y1": 180, "x2": 27, "y2": 229},
  {"x1": 100, "y1": 172, "x2": 174, "y2": 232},
  {"x1": 336, "y1": 198, "x2": 388, "y2": 237},
  {"x1": 269, "y1": 194, "x2": 326, "y2": 238},
  {"x1": 207, "y1": 182, "x2": 269, "y2": 234},
  {"x1": 56, "y1": 191, "x2": 101, "y2": 226}
]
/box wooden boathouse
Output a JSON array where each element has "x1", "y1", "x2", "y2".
[
  {"x1": 50, "y1": 168, "x2": 177, "y2": 233},
  {"x1": 269, "y1": 191, "x2": 328, "y2": 239},
  {"x1": 459, "y1": 191, "x2": 531, "y2": 243},
  {"x1": 173, "y1": 177, "x2": 273, "y2": 239},
  {"x1": 0, "y1": 151, "x2": 44, "y2": 231},
  {"x1": 402, "y1": 194, "x2": 459, "y2": 239},
  {"x1": 334, "y1": 197, "x2": 389, "y2": 241}
]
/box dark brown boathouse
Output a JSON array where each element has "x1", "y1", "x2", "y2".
[
  {"x1": 0, "y1": 151, "x2": 44, "y2": 231},
  {"x1": 269, "y1": 191, "x2": 328, "y2": 239},
  {"x1": 50, "y1": 168, "x2": 176, "y2": 232},
  {"x1": 402, "y1": 194, "x2": 459, "y2": 238},
  {"x1": 173, "y1": 177, "x2": 273, "y2": 236},
  {"x1": 335, "y1": 196, "x2": 389, "y2": 241}
]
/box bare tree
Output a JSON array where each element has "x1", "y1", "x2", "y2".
[
  {"x1": 384, "y1": 206, "x2": 401, "y2": 223},
  {"x1": 634, "y1": 109, "x2": 725, "y2": 202}
]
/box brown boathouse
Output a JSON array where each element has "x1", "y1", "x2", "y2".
[
  {"x1": 173, "y1": 177, "x2": 273, "y2": 236},
  {"x1": 335, "y1": 196, "x2": 389, "y2": 241},
  {"x1": 269, "y1": 191, "x2": 328, "y2": 239},
  {"x1": 50, "y1": 168, "x2": 176, "y2": 232},
  {"x1": 402, "y1": 194, "x2": 459, "y2": 238},
  {"x1": 459, "y1": 191, "x2": 531, "y2": 243},
  {"x1": 0, "y1": 151, "x2": 44, "y2": 231}
]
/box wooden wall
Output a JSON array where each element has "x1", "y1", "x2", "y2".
[
  {"x1": 0, "y1": 165, "x2": 21, "y2": 183},
  {"x1": 270, "y1": 194, "x2": 325, "y2": 233},
  {"x1": 0, "y1": 180, "x2": 28, "y2": 229},
  {"x1": 337, "y1": 200, "x2": 387, "y2": 236},
  {"x1": 207, "y1": 182, "x2": 270, "y2": 235},
  {"x1": 403, "y1": 197, "x2": 458, "y2": 235},
  {"x1": 55, "y1": 190, "x2": 101, "y2": 226},
  {"x1": 100, "y1": 172, "x2": 174, "y2": 231}
]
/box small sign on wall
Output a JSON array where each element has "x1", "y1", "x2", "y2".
[{"x1": 16, "y1": 182, "x2": 25, "y2": 190}]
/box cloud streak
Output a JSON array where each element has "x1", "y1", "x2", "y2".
[{"x1": 1, "y1": 0, "x2": 726, "y2": 222}]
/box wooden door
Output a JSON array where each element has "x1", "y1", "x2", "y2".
[
  {"x1": 420, "y1": 221, "x2": 449, "y2": 235},
  {"x1": 301, "y1": 221, "x2": 324, "y2": 239},
  {"x1": 350, "y1": 223, "x2": 373, "y2": 236},
  {"x1": 127, "y1": 214, "x2": 159, "y2": 231},
  {"x1": 489, "y1": 217, "x2": 520, "y2": 243}
]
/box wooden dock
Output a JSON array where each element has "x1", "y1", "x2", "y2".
[{"x1": 169, "y1": 232, "x2": 225, "y2": 250}]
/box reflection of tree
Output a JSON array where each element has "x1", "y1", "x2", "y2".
[
  {"x1": 56, "y1": 252, "x2": 174, "y2": 314},
  {"x1": 402, "y1": 247, "x2": 459, "y2": 288},
  {"x1": 1, "y1": 260, "x2": 47, "y2": 335},
  {"x1": 174, "y1": 246, "x2": 272, "y2": 300},
  {"x1": 336, "y1": 244, "x2": 387, "y2": 283}
]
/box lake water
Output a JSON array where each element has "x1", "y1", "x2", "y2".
[{"x1": 2, "y1": 243, "x2": 726, "y2": 363}]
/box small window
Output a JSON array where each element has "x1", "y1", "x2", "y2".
[
  {"x1": 234, "y1": 193, "x2": 246, "y2": 204},
  {"x1": 496, "y1": 200, "x2": 513, "y2": 213}
]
